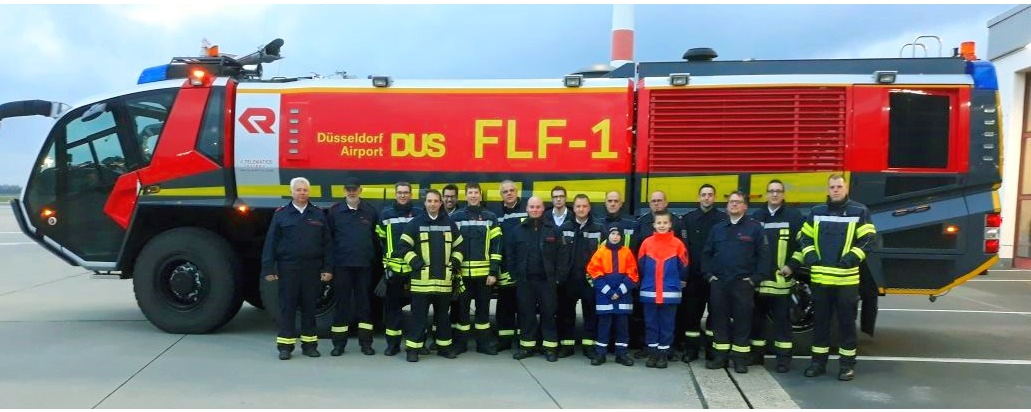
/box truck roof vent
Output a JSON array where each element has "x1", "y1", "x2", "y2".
[{"x1": 683, "y1": 48, "x2": 718, "y2": 62}]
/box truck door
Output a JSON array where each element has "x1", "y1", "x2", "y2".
[{"x1": 22, "y1": 89, "x2": 176, "y2": 265}]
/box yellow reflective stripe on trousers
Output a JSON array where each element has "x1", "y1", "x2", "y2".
[
  {"x1": 385, "y1": 329, "x2": 403, "y2": 337},
  {"x1": 300, "y1": 335, "x2": 318, "y2": 343},
  {"x1": 581, "y1": 339, "x2": 595, "y2": 346},
  {"x1": 731, "y1": 345, "x2": 751, "y2": 353},
  {"x1": 684, "y1": 331, "x2": 701, "y2": 338},
  {"x1": 276, "y1": 337, "x2": 297, "y2": 345},
  {"x1": 453, "y1": 323, "x2": 471, "y2": 331},
  {"x1": 560, "y1": 340, "x2": 576, "y2": 346},
  {"x1": 542, "y1": 340, "x2": 558, "y2": 348},
  {"x1": 774, "y1": 341, "x2": 793, "y2": 349},
  {"x1": 330, "y1": 325, "x2": 348, "y2": 333},
  {"x1": 713, "y1": 343, "x2": 731, "y2": 351},
  {"x1": 498, "y1": 329, "x2": 516, "y2": 336},
  {"x1": 358, "y1": 323, "x2": 374, "y2": 330},
  {"x1": 812, "y1": 346, "x2": 830, "y2": 354},
  {"x1": 520, "y1": 340, "x2": 536, "y2": 348},
  {"x1": 436, "y1": 339, "x2": 453, "y2": 346},
  {"x1": 839, "y1": 348, "x2": 857, "y2": 356},
  {"x1": 406, "y1": 340, "x2": 424, "y2": 349},
  {"x1": 751, "y1": 340, "x2": 767, "y2": 347},
  {"x1": 475, "y1": 323, "x2": 491, "y2": 330}
]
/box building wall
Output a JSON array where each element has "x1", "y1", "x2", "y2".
[
  {"x1": 996, "y1": 50, "x2": 1029, "y2": 262},
  {"x1": 989, "y1": 5, "x2": 1031, "y2": 264}
]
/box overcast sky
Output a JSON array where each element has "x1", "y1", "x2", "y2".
[{"x1": 0, "y1": 4, "x2": 1015, "y2": 186}]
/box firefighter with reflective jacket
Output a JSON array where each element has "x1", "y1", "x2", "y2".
[
  {"x1": 798, "y1": 174, "x2": 875, "y2": 382},
  {"x1": 679, "y1": 184, "x2": 727, "y2": 362},
  {"x1": 261, "y1": 177, "x2": 333, "y2": 360},
  {"x1": 395, "y1": 189, "x2": 465, "y2": 362},
  {"x1": 326, "y1": 177, "x2": 380, "y2": 357},
  {"x1": 375, "y1": 181, "x2": 423, "y2": 356},
  {"x1": 558, "y1": 193, "x2": 604, "y2": 359},
  {"x1": 450, "y1": 182, "x2": 502, "y2": 355},
  {"x1": 493, "y1": 179, "x2": 526, "y2": 351},
  {"x1": 702, "y1": 190, "x2": 771, "y2": 374},
  {"x1": 508, "y1": 197, "x2": 570, "y2": 362},
  {"x1": 749, "y1": 179, "x2": 805, "y2": 373}
]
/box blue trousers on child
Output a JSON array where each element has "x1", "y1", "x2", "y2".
[
  {"x1": 596, "y1": 314, "x2": 629, "y2": 356},
  {"x1": 645, "y1": 303, "x2": 678, "y2": 353}
]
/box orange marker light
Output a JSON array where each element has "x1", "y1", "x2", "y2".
[
  {"x1": 944, "y1": 225, "x2": 959, "y2": 234},
  {"x1": 960, "y1": 41, "x2": 977, "y2": 60},
  {"x1": 41, "y1": 208, "x2": 55, "y2": 218},
  {"x1": 236, "y1": 204, "x2": 250, "y2": 213}
]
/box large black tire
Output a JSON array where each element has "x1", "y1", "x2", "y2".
[
  {"x1": 260, "y1": 273, "x2": 336, "y2": 338},
  {"x1": 133, "y1": 228, "x2": 243, "y2": 334}
]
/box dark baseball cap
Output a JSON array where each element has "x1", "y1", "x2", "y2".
[{"x1": 344, "y1": 177, "x2": 360, "y2": 190}]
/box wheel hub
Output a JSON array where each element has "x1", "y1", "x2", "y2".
[{"x1": 168, "y1": 262, "x2": 202, "y2": 302}]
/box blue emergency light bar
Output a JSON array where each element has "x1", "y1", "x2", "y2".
[{"x1": 137, "y1": 64, "x2": 171, "y2": 85}]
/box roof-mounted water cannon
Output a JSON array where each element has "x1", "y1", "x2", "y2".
[{"x1": 138, "y1": 38, "x2": 285, "y2": 84}]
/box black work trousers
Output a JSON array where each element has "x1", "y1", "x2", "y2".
[
  {"x1": 557, "y1": 278, "x2": 596, "y2": 350},
  {"x1": 678, "y1": 275, "x2": 711, "y2": 352},
  {"x1": 456, "y1": 276, "x2": 493, "y2": 347},
  {"x1": 708, "y1": 277, "x2": 755, "y2": 361},
  {"x1": 276, "y1": 261, "x2": 322, "y2": 349},
  {"x1": 406, "y1": 293, "x2": 452, "y2": 350},
  {"x1": 383, "y1": 274, "x2": 409, "y2": 349},
  {"x1": 751, "y1": 293, "x2": 793, "y2": 360},
  {"x1": 811, "y1": 284, "x2": 859, "y2": 367},
  {"x1": 517, "y1": 279, "x2": 558, "y2": 351},
  {"x1": 496, "y1": 285, "x2": 519, "y2": 346},
  {"x1": 331, "y1": 266, "x2": 373, "y2": 344}
]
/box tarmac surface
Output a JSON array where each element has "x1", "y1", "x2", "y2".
[{"x1": 1, "y1": 205, "x2": 1028, "y2": 408}]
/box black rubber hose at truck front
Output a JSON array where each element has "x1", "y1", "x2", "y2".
[{"x1": 0, "y1": 100, "x2": 56, "y2": 122}]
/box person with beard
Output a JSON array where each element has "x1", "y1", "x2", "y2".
[
  {"x1": 375, "y1": 181, "x2": 423, "y2": 356},
  {"x1": 798, "y1": 174, "x2": 875, "y2": 381}
]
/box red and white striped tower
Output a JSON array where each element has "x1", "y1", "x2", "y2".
[{"x1": 610, "y1": 4, "x2": 634, "y2": 67}]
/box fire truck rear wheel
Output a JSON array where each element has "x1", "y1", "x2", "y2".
[
  {"x1": 133, "y1": 228, "x2": 244, "y2": 334},
  {"x1": 259, "y1": 273, "x2": 335, "y2": 338}
]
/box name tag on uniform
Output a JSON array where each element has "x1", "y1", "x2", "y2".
[
  {"x1": 737, "y1": 234, "x2": 752, "y2": 242},
  {"x1": 307, "y1": 220, "x2": 324, "y2": 226}
]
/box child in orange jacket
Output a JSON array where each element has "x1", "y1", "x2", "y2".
[{"x1": 587, "y1": 225, "x2": 639, "y2": 366}]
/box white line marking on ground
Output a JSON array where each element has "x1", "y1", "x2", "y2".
[
  {"x1": 850, "y1": 356, "x2": 1031, "y2": 365},
  {"x1": 988, "y1": 269, "x2": 1030, "y2": 272},
  {"x1": 690, "y1": 363, "x2": 750, "y2": 409},
  {"x1": 727, "y1": 365, "x2": 801, "y2": 409},
  {"x1": 969, "y1": 279, "x2": 1031, "y2": 282},
  {"x1": 0, "y1": 231, "x2": 25, "y2": 234},
  {"x1": 0, "y1": 242, "x2": 33, "y2": 246},
  {"x1": 954, "y1": 293, "x2": 1011, "y2": 311},
  {"x1": 879, "y1": 308, "x2": 1031, "y2": 316}
]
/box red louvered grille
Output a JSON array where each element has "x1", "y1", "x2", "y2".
[{"x1": 647, "y1": 87, "x2": 846, "y2": 172}]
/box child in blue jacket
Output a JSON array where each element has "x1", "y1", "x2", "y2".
[{"x1": 587, "y1": 225, "x2": 639, "y2": 366}]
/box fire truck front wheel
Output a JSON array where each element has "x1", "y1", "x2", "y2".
[{"x1": 133, "y1": 228, "x2": 244, "y2": 334}]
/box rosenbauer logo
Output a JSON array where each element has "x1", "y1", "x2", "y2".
[{"x1": 238, "y1": 108, "x2": 276, "y2": 134}]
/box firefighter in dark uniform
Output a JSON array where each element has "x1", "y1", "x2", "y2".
[
  {"x1": 679, "y1": 183, "x2": 726, "y2": 362},
  {"x1": 601, "y1": 191, "x2": 639, "y2": 356},
  {"x1": 261, "y1": 177, "x2": 333, "y2": 360},
  {"x1": 750, "y1": 179, "x2": 805, "y2": 373},
  {"x1": 799, "y1": 174, "x2": 875, "y2": 381},
  {"x1": 396, "y1": 189, "x2": 464, "y2": 362},
  {"x1": 376, "y1": 181, "x2": 423, "y2": 356},
  {"x1": 558, "y1": 194, "x2": 604, "y2": 359},
  {"x1": 630, "y1": 190, "x2": 685, "y2": 359},
  {"x1": 702, "y1": 190, "x2": 771, "y2": 374},
  {"x1": 451, "y1": 182, "x2": 502, "y2": 355},
  {"x1": 493, "y1": 179, "x2": 526, "y2": 351},
  {"x1": 508, "y1": 196, "x2": 569, "y2": 362},
  {"x1": 326, "y1": 177, "x2": 380, "y2": 357}
]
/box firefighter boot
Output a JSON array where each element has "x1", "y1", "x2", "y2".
[
  {"x1": 512, "y1": 348, "x2": 535, "y2": 360},
  {"x1": 301, "y1": 343, "x2": 321, "y2": 358},
  {"x1": 557, "y1": 345, "x2": 575, "y2": 358},
  {"x1": 633, "y1": 347, "x2": 650, "y2": 359},
  {"x1": 775, "y1": 357, "x2": 791, "y2": 373},
  {"x1": 616, "y1": 354, "x2": 635, "y2": 367},
  {"x1": 591, "y1": 354, "x2": 607, "y2": 366},
  {"x1": 545, "y1": 349, "x2": 558, "y2": 363},
  {"x1": 838, "y1": 366, "x2": 855, "y2": 381},
  {"x1": 705, "y1": 352, "x2": 728, "y2": 370},
  {"x1": 646, "y1": 350, "x2": 659, "y2": 368},
  {"x1": 358, "y1": 330, "x2": 376, "y2": 356},
  {"x1": 278, "y1": 344, "x2": 293, "y2": 361},
  {"x1": 384, "y1": 334, "x2": 402, "y2": 357},
  {"x1": 804, "y1": 362, "x2": 827, "y2": 377},
  {"x1": 582, "y1": 345, "x2": 596, "y2": 360},
  {"x1": 406, "y1": 349, "x2": 419, "y2": 363},
  {"x1": 475, "y1": 330, "x2": 498, "y2": 355},
  {"x1": 749, "y1": 348, "x2": 765, "y2": 366},
  {"x1": 656, "y1": 350, "x2": 669, "y2": 369},
  {"x1": 453, "y1": 330, "x2": 469, "y2": 355},
  {"x1": 731, "y1": 357, "x2": 749, "y2": 374},
  {"x1": 330, "y1": 340, "x2": 346, "y2": 357},
  {"x1": 438, "y1": 346, "x2": 457, "y2": 359},
  {"x1": 682, "y1": 336, "x2": 700, "y2": 363}
]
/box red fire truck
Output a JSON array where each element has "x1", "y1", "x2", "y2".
[{"x1": 0, "y1": 39, "x2": 1002, "y2": 347}]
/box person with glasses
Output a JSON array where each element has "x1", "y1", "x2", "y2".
[
  {"x1": 630, "y1": 190, "x2": 685, "y2": 359},
  {"x1": 547, "y1": 186, "x2": 570, "y2": 228},
  {"x1": 442, "y1": 184, "x2": 460, "y2": 216},
  {"x1": 678, "y1": 184, "x2": 726, "y2": 363},
  {"x1": 701, "y1": 190, "x2": 771, "y2": 374},
  {"x1": 375, "y1": 181, "x2": 424, "y2": 356},
  {"x1": 749, "y1": 179, "x2": 805, "y2": 373}
]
